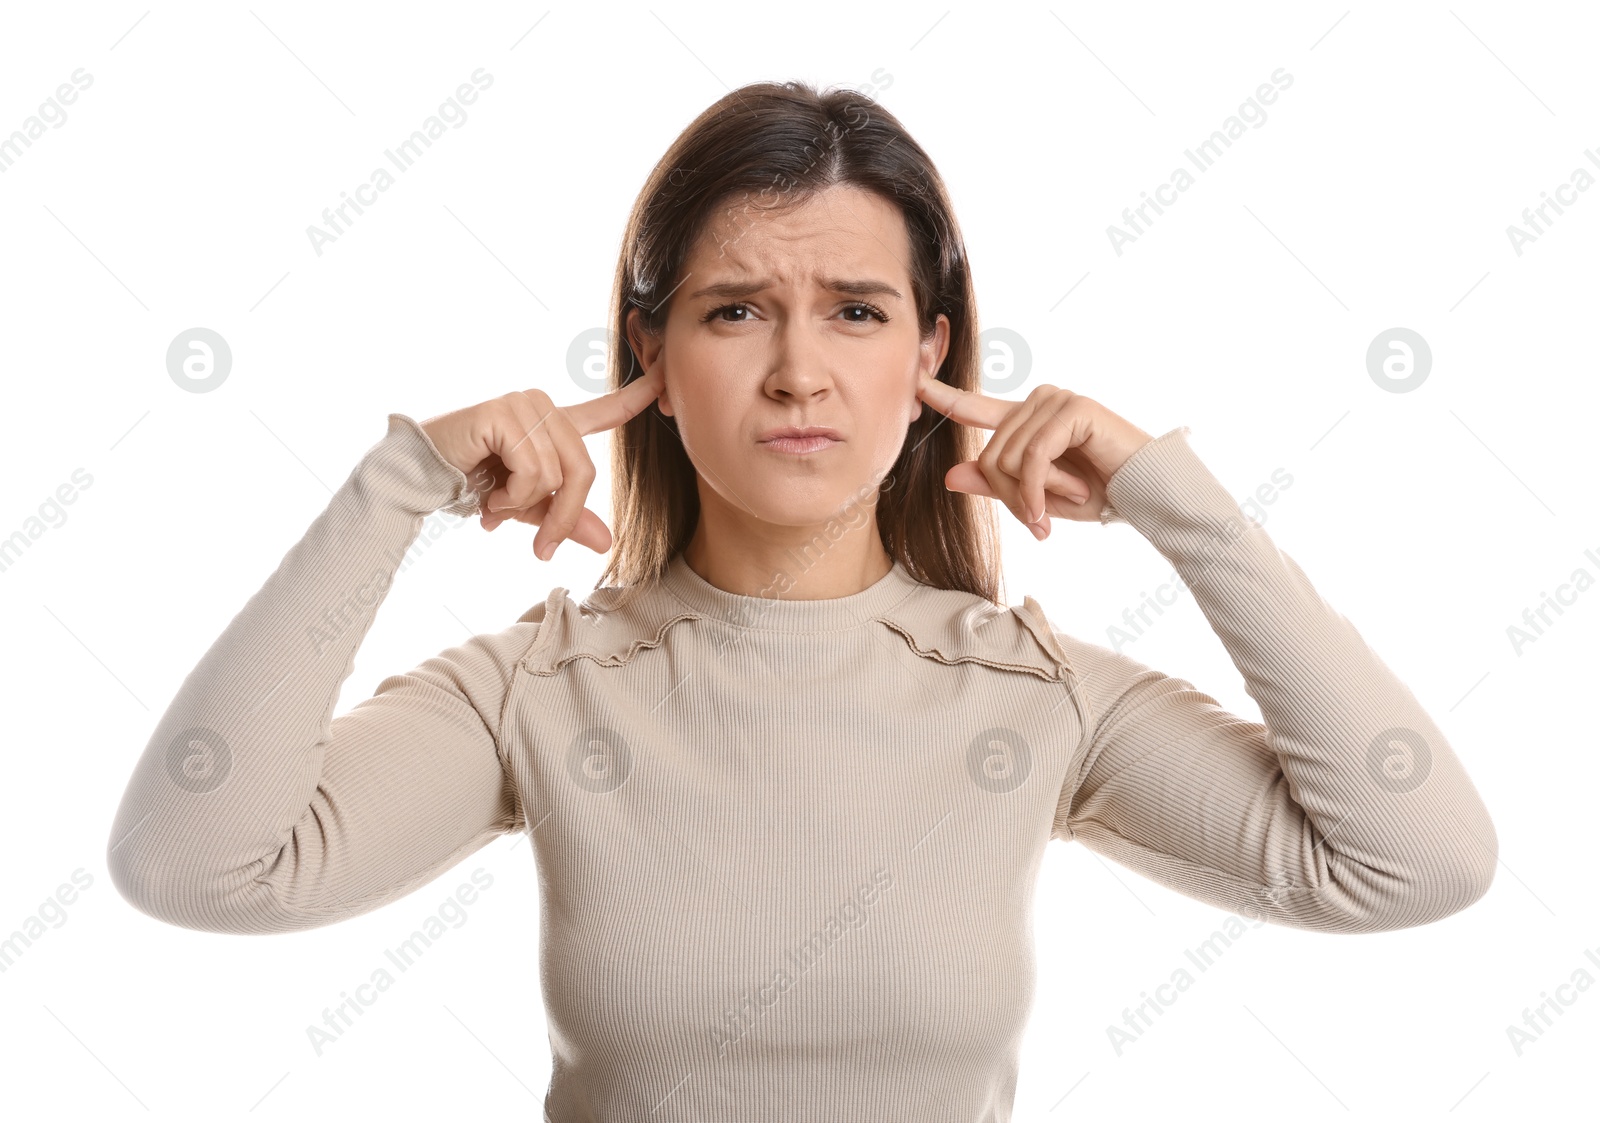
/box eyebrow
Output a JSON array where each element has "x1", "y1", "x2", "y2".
[{"x1": 687, "y1": 276, "x2": 904, "y2": 302}]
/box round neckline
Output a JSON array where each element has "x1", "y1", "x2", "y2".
[{"x1": 657, "y1": 552, "x2": 926, "y2": 632}]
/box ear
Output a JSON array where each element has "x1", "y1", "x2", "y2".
[
  {"x1": 915, "y1": 314, "x2": 951, "y2": 422},
  {"x1": 625, "y1": 307, "x2": 671, "y2": 417}
]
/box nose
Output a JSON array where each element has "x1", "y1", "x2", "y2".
[{"x1": 764, "y1": 316, "x2": 834, "y2": 402}]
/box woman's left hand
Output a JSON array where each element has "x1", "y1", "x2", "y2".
[{"x1": 915, "y1": 376, "x2": 1156, "y2": 538}]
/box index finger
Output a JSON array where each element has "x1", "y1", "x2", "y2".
[
  {"x1": 917, "y1": 374, "x2": 1010, "y2": 431},
  {"x1": 566, "y1": 363, "x2": 667, "y2": 436}
]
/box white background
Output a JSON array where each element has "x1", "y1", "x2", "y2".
[{"x1": 1, "y1": 2, "x2": 1594, "y2": 1119}]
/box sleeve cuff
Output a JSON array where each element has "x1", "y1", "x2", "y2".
[
  {"x1": 1097, "y1": 425, "x2": 1194, "y2": 526},
  {"x1": 379, "y1": 413, "x2": 484, "y2": 518}
]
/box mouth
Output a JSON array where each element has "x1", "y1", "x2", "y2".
[{"x1": 758, "y1": 426, "x2": 843, "y2": 455}]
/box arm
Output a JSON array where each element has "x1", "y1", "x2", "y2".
[
  {"x1": 1047, "y1": 427, "x2": 1497, "y2": 933},
  {"x1": 107, "y1": 414, "x2": 542, "y2": 934}
]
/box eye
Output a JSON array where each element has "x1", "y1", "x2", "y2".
[
  {"x1": 840, "y1": 301, "x2": 890, "y2": 324},
  {"x1": 699, "y1": 302, "x2": 752, "y2": 324},
  {"x1": 697, "y1": 301, "x2": 892, "y2": 325}
]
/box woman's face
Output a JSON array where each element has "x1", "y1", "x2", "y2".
[{"x1": 627, "y1": 182, "x2": 949, "y2": 535}]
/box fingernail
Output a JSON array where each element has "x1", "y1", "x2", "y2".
[{"x1": 1029, "y1": 524, "x2": 1047, "y2": 542}]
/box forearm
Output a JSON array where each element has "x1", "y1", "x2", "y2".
[
  {"x1": 1085, "y1": 429, "x2": 1497, "y2": 929},
  {"x1": 106, "y1": 415, "x2": 489, "y2": 931}
]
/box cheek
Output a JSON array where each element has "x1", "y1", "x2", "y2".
[
  {"x1": 667, "y1": 371, "x2": 739, "y2": 451},
  {"x1": 854, "y1": 385, "x2": 917, "y2": 457}
]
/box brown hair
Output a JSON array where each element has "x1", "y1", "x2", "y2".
[{"x1": 593, "y1": 79, "x2": 1003, "y2": 608}]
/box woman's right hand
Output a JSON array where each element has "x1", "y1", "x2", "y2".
[{"x1": 419, "y1": 365, "x2": 666, "y2": 561}]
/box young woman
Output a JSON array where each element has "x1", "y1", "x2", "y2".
[{"x1": 108, "y1": 81, "x2": 1497, "y2": 1121}]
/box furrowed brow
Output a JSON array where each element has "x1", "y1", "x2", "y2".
[{"x1": 687, "y1": 277, "x2": 903, "y2": 301}]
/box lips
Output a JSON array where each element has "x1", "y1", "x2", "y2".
[
  {"x1": 761, "y1": 434, "x2": 840, "y2": 454},
  {"x1": 758, "y1": 426, "x2": 843, "y2": 443}
]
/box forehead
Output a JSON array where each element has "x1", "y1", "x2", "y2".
[{"x1": 684, "y1": 183, "x2": 911, "y2": 286}]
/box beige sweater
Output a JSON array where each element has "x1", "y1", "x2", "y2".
[{"x1": 107, "y1": 413, "x2": 1497, "y2": 1122}]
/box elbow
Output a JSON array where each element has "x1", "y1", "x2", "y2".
[
  {"x1": 107, "y1": 842, "x2": 176, "y2": 929},
  {"x1": 1385, "y1": 853, "x2": 1496, "y2": 931},
  {"x1": 107, "y1": 819, "x2": 153, "y2": 918},
  {"x1": 106, "y1": 788, "x2": 211, "y2": 931},
  {"x1": 1405, "y1": 794, "x2": 1499, "y2": 926},
  {"x1": 1420, "y1": 814, "x2": 1498, "y2": 923},
  {"x1": 107, "y1": 831, "x2": 274, "y2": 935},
  {"x1": 106, "y1": 780, "x2": 295, "y2": 934},
  {"x1": 1327, "y1": 818, "x2": 1499, "y2": 933},
  {"x1": 107, "y1": 833, "x2": 196, "y2": 931},
  {"x1": 1394, "y1": 849, "x2": 1496, "y2": 929}
]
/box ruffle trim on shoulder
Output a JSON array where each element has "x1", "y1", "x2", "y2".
[
  {"x1": 516, "y1": 583, "x2": 704, "y2": 677},
  {"x1": 872, "y1": 589, "x2": 1073, "y2": 685}
]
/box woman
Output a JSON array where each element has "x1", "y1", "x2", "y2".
[{"x1": 107, "y1": 81, "x2": 1497, "y2": 1121}]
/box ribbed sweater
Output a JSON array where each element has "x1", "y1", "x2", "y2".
[{"x1": 107, "y1": 413, "x2": 1497, "y2": 1122}]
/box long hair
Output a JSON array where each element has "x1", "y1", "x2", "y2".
[{"x1": 593, "y1": 79, "x2": 1001, "y2": 609}]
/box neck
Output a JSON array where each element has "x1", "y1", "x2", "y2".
[{"x1": 681, "y1": 520, "x2": 893, "y2": 601}]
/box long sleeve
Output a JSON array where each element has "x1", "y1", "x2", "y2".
[
  {"x1": 107, "y1": 413, "x2": 542, "y2": 934},
  {"x1": 1050, "y1": 426, "x2": 1497, "y2": 933}
]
